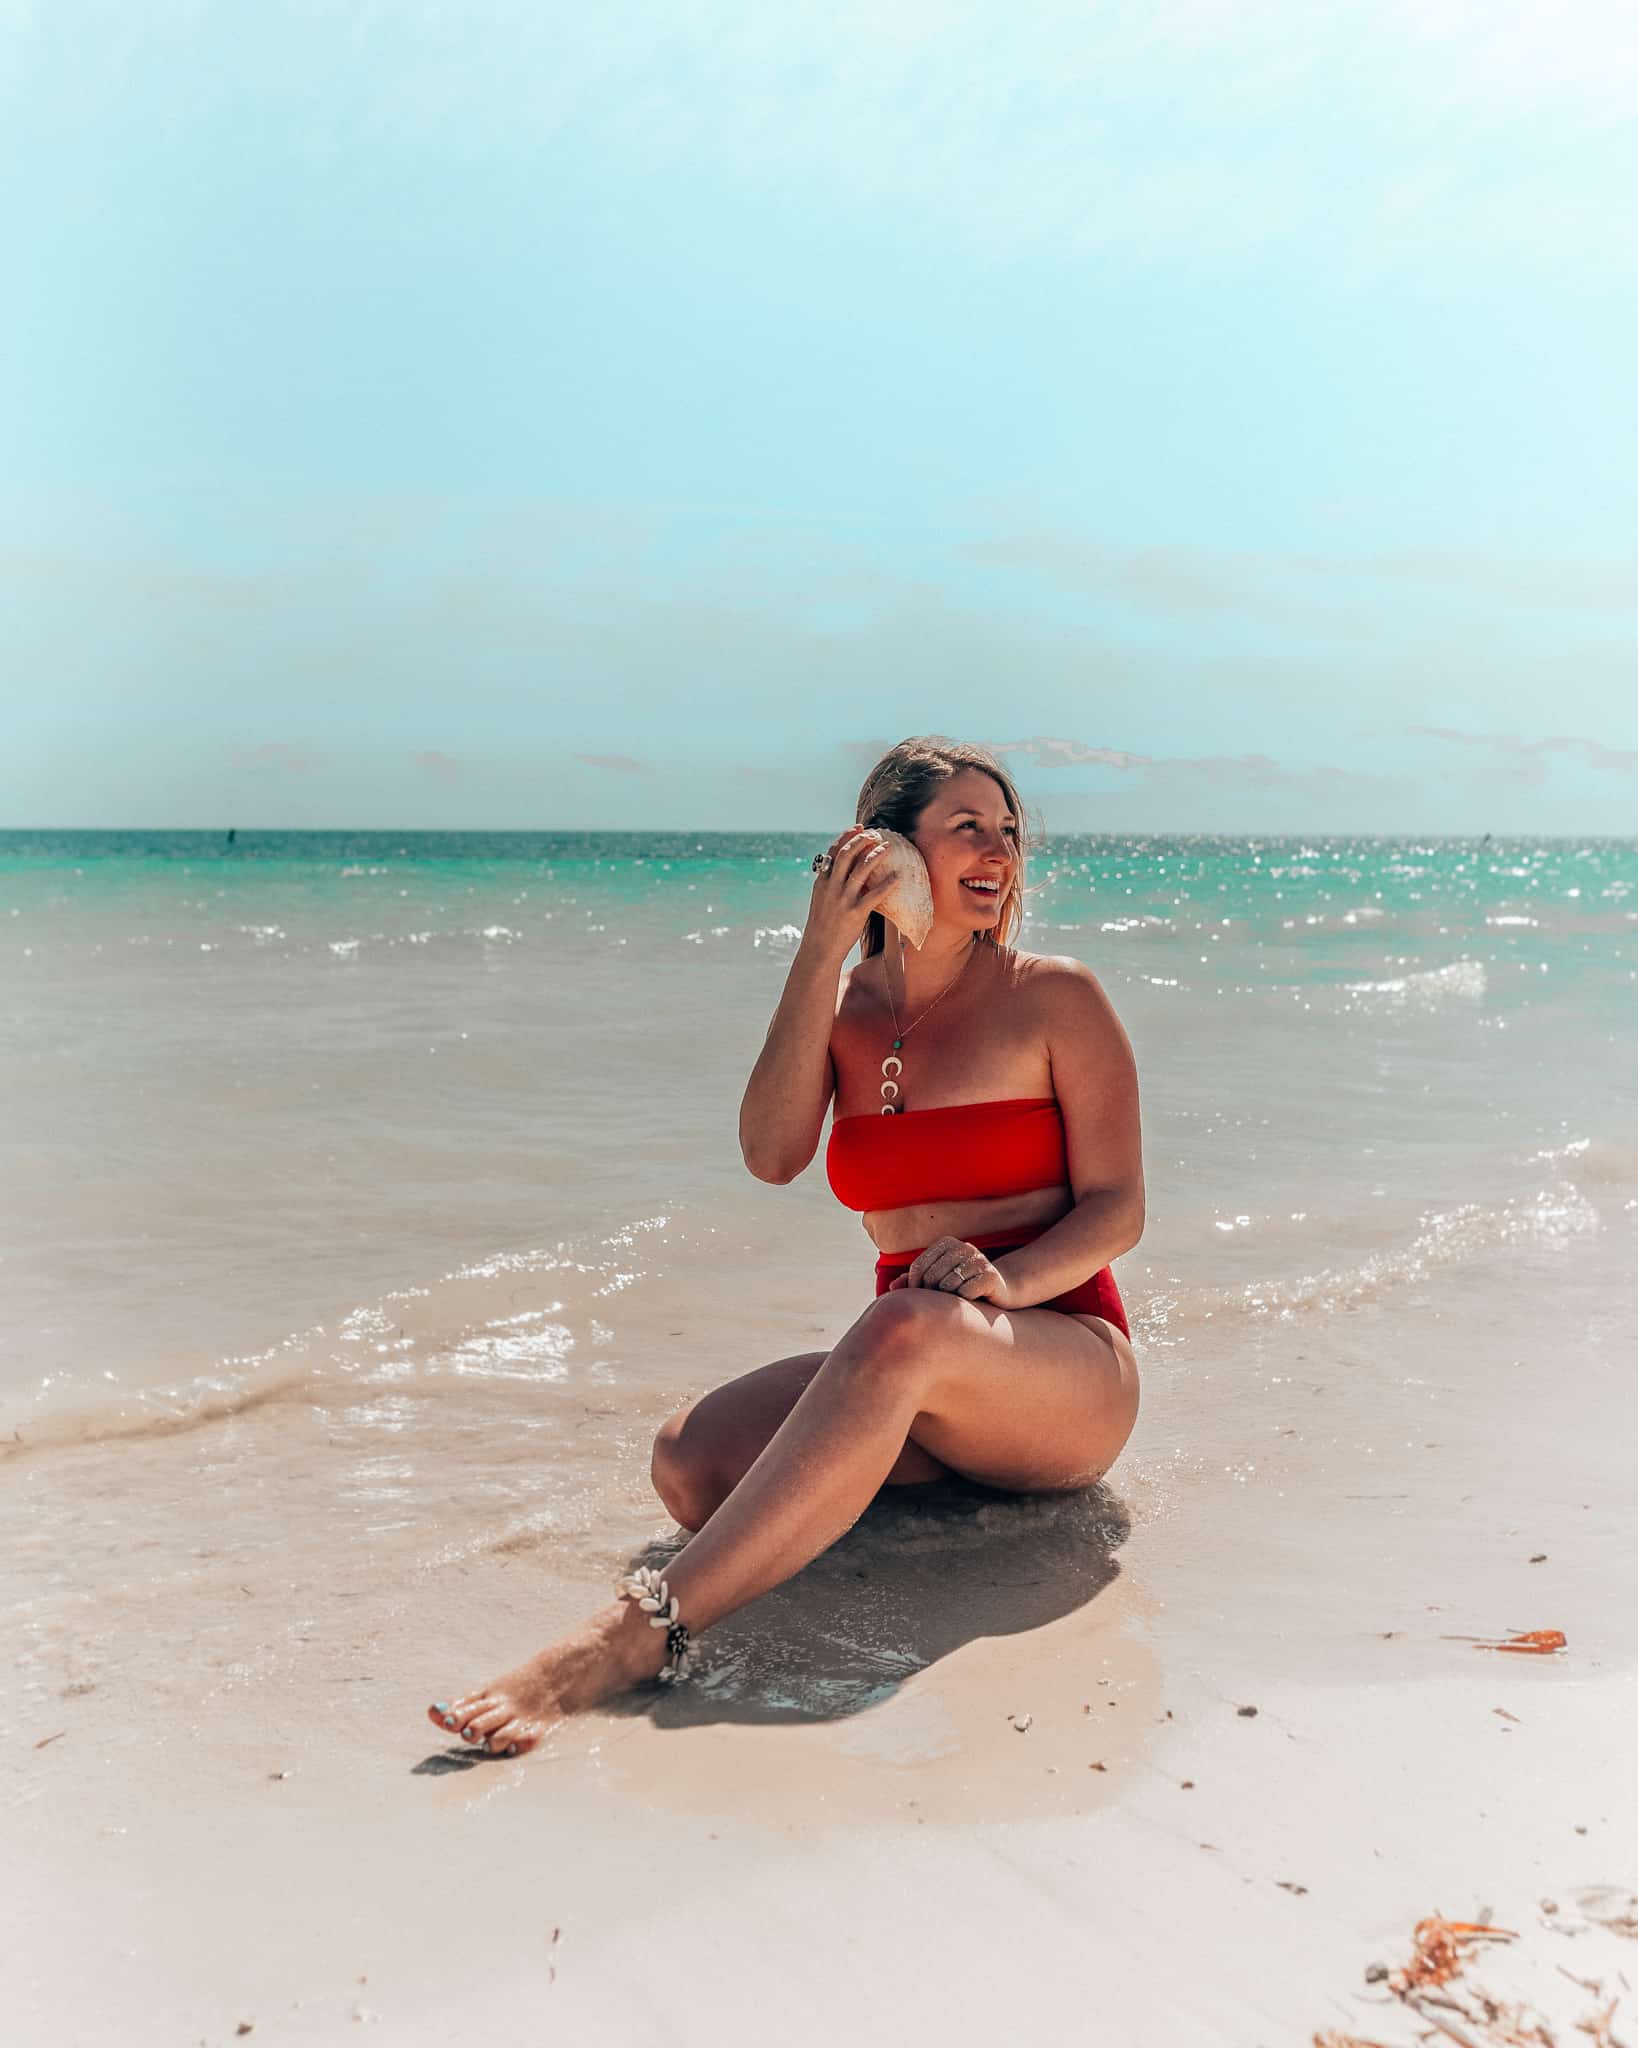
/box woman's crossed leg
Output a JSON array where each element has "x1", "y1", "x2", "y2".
[
  {"x1": 650, "y1": 1347, "x2": 953, "y2": 1533},
  {"x1": 426, "y1": 1287, "x2": 1139, "y2": 1758}
]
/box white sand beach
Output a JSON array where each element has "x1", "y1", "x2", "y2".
[{"x1": 10, "y1": 1217, "x2": 1634, "y2": 2047}]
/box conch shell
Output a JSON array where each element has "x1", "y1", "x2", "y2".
[{"x1": 870, "y1": 828, "x2": 934, "y2": 951}]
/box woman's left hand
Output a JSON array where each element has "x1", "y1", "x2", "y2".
[{"x1": 888, "y1": 1236, "x2": 1013, "y2": 1308}]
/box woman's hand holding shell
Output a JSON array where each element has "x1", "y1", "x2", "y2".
[{"x1": 802, "y1": 828, "x2": 896, "y2": 960}]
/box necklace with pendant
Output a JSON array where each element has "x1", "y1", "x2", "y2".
[{"x1": 878, "y1": 932, "x2": 979, "y2": 1114}]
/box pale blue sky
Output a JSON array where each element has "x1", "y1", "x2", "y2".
[{"x1": 4, "y1": 2, "x2": 1635, "y2": 832}]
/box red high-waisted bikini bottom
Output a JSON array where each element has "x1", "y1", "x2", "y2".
[{"x1": 873, "y1": 1227, "x2": 1129, "y2": 1340}]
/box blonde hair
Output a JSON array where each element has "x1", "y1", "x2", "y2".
[{"x1": 853, "y1": 735, "x2": 1039, "y2": 961}]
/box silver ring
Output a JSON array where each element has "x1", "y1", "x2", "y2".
[{"x1": 811, "y1": 852, "x2": 833, "y2": 873}]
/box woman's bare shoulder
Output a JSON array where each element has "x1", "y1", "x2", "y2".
[
  {"x1": 996, "y1": 944, "x2": 1078, "y2": 993},
  {"x1": 1019, "y1": 948, "x2": 1112, "y2": 988}
]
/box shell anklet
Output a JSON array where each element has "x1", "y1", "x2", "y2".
[{"x1": 615, "y1": 1566, "x2": 695, "y2": 1684}]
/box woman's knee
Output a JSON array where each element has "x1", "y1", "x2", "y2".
[
  {"x1": 843, "y1": 1288, "x2": 954, "y2": 1383},
  {"x1": 650, "y1": 1408, "x2": 720, "y2": 1531}
]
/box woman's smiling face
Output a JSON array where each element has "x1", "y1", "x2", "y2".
[{"x1": 911, "y1": 768, "x2": 1018, "y2": 924}]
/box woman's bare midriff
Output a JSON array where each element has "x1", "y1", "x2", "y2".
[
  {"x1": 831, "y1": 944, "x2": 1118, "y2": 1341},
  {"x1": 864, "y1": 1185, "x2": 1075, "y2": 1260}
]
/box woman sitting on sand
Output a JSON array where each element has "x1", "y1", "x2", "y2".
[{"x1": 428, "y1": 736, "x2": 1144, "y2": 1753}]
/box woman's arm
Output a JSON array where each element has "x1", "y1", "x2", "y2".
[
  {"x1": 992, "y1": 959, "x2": 1145, "y2": 1306},
  {"x1": 739, "y1": 941, "x2": 851, "y2": 1183}
]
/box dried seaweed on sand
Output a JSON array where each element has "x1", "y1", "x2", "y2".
[
  {"x1": 1323, "y1": 1905, "x2": 1635, "y2": 2048},
  {"x1": 1437, "y1": 1628, "x2": 1568, "y2": 1656},
  {"x1": 1388, "y1": 1913, "x2": 1520, "y2": 1995}
]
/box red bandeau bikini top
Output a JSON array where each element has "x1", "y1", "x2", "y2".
[{"x1": 825, "y1": 1096, "x2": 1068, "y2": 1213}]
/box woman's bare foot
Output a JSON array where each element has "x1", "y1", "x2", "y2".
[{"x1": 426, "y1": 1597, "x2": 671, "y2": 1758}]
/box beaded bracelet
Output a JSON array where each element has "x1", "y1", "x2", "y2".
[{"x1": 616, "y1": 1566, "x2": 695, "y2": 1683}]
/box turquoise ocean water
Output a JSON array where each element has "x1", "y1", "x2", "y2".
[{"x1": 4, "y1": 826, "x2": 1634, "y2": 1435}]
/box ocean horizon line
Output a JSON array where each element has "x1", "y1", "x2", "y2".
[{"x1": 4, "y1": 825, "x2": 1633, "y2": 844}]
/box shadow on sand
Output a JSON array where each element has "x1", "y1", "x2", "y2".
[{"x1": 603, "y1": 1473, "x2": 1133, "y2": 1729}]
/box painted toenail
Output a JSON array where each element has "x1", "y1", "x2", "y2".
[
  {"x1": 461, "y1": 1725, "x2": 474, "y2": 1739},
  {"x1": 441, "y1": 1712, "x2": 457, "y2": 1728}
]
